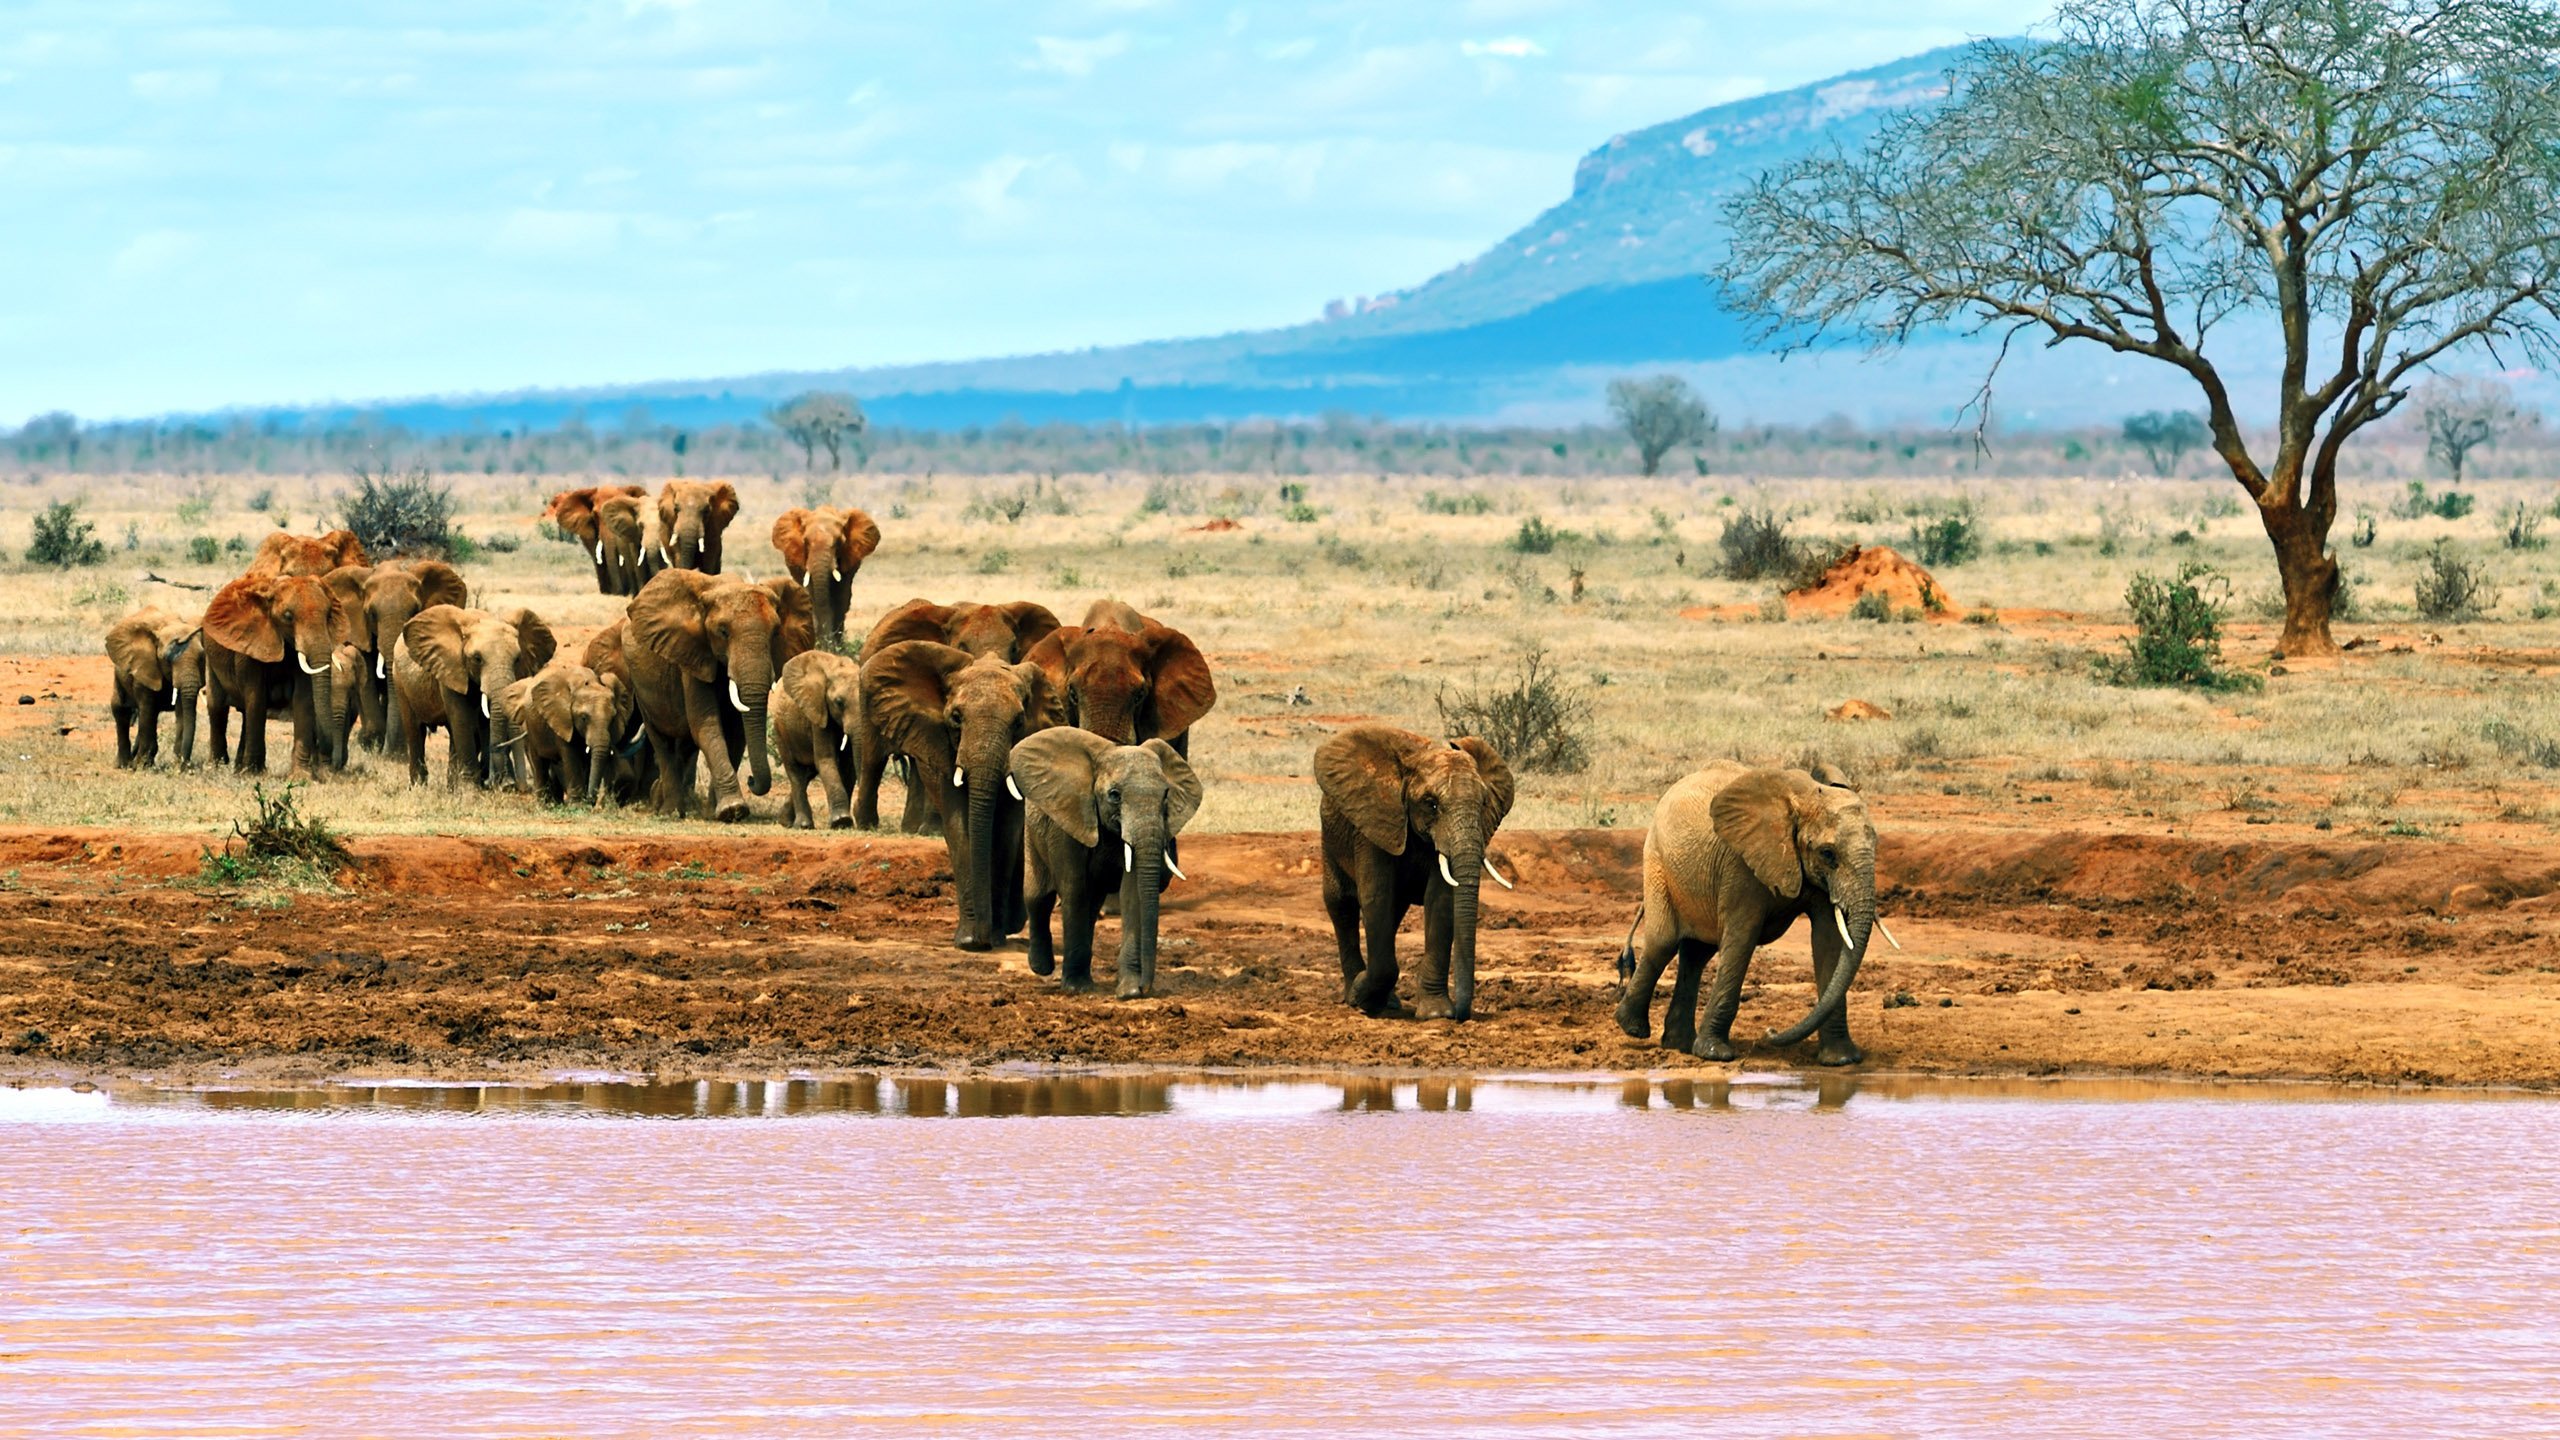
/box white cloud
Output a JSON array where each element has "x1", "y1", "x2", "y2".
[
  {"x1": 1256, "y1": 38, "x2": 1317, "y2": 62},
  {"x1": 956, "y1": 153, "x2": 1035, "y2": 223},
  {"x1": 128, "y1": 68, "x2": 220, "y2": 101},
  {"x1": 490, "y1": 208, "x2": 624, "y2": 259},
  {"x1": 1025, "y1": 33, "x2": 1130, "y2": 77},
  {"x1": 112, "y1": 229, "x2": 196, "y2": 277},
  {"x1": 1459, "y1": 37, "x2": 1545, "y2": 59}
]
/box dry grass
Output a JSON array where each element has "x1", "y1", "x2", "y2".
[{"x1": 1, "y1": 467, "x2": 2556, "y2": 841}]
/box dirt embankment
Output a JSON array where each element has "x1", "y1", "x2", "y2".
[{"x1": 2, "y1": 822, "x2": 2556, "y2": 1088}]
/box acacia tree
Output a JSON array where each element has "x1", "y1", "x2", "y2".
[
  {"x1": 2122, "y1": 409, "x2": 2211, "y2": 474},
  {"x1": 1607, "y1": 374, "x2": 1716, "y2": 476},
  {"x1": 771, "y1": 391, "x2": 867, "y2": 473},
  {"x1": 1720, "y1": 0, "x2": 2560, "y2": 655},
  {"x1": 2414, "y1": 374, "x2": 2522, "y2": 482}
]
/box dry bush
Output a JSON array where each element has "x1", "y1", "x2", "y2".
[{"x1": 1436, "y1": 645, "x2": 1592, "y2": 774}]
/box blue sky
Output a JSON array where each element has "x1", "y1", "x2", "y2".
[{"x1": 1, "y1": 0, "x2": 2044, "y2": 421}]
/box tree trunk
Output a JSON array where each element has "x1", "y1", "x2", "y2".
[{"x1": 2261, "y1": 496, "x2": 2340, "y2": 658}]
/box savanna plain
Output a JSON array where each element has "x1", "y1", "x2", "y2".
[{"x1": 3, "y1": 465, "x2": 2558, "y2": 1088}]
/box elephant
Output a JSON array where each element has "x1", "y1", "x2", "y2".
[
  {"x1": 578, "y1": 620, "x2": 658, "y2": 804},
  {"x1": 544, "y1": 484, "x2": 651, "y2": 594},
  {"x1": 201, "y1": 571, "x2": 353, "y2": 775},
  {"x1": 1316, "y1": 725, "x2": 1516, "y2": 1022},
  {"x1": 770, "y1": 506, "x2": 882, "y2": 647},
  {"x1": 105, "y1": 607, "x2": 204, "y2": 769},
  {"x1": 355, "y1": 559, "x2": 470, "y2": 756},
  {"x1": 316, "y1": 565, "x2": 377, "y2": 751},
  {"x1": 246, "y1": 528, "x2": 370, "y2": 579},
  {"x1": 622, "y1": 569, "x2": 816, "y2": 821},
  {"x1": 391, "y1": 604, "x2": 558, "y2": 790},
  {"x1": 854, "y1": 599, "x2": 1060, "y2": 830},
  {"x1": 598, "y1": 492, "x2": 651, "y2": 595},
  {"x1": 1023, "y1": 601, "x2": 1217, "y2": 755},
  {"x1": 656, "y1": 479, "x2": 741, "y2": 575},
  {"x1": 860, "y1": 639, "x2": 1056, "y2": 950},
  {"x1": 773, "y1": 651, "x2": 863, "y2": 829},
  {"x1": 325, "y1": 643, "x2": 365, "y2": 755},
  {"x1": 1614, "y1": 762, "x2": 1883, "y2": 1067},
  {"x1": 1012, "y1": 729, "x2": 1202, "y2": 997},
  {"x1": 499, "y1": 662, "x2": 634, "y2": 806}
]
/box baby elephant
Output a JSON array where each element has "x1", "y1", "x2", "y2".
[
  {"x1": 501, "y1": 662, "x2": 636, "y2": 806},
  {"x1": 106, "y1": 608, "x2": 206, "y2": 769},
  {"x1": 1316, "y1": 725, "x2": 1515, "y2": 1021},
  {"x1": 1011, "y1": 728, "x2": 1202, "y2": 997},
  {"x1": 1615, "y1": 761, "x2": 1883, "y2": 1066},
  {"x1": 773, "y1": 650, "x2": 863, "y2": 829}
]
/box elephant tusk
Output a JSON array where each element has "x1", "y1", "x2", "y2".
[
  {"x1": 374, "y1": 654, "x2": 387, "y2": 681},
  {"x1": 1006, "y1": 775, "x2": 1023, "y2": 801},
  {"x1": 831, "y1": 567, "x2": 843, "y2": 583},
  {"x1": 1834, "y1": 906, "x2": 1855, "y2": 951},
  {"x1": 1124, "y1": 842, "x2": 1136, "y2": 871},
  {"x1": 297, "y1": 652, "x2": 327, "y2": 676},
  {"x1": 660, "y1": 544, "x2": 673, "y2": 567},
  {"x1": 1164, "y1": 853, "x2": 1187, "y2": 881},
  {"x1": 594, "y1": 542, "x2": 606, "y2": 563},
  {"x1": 1438, "y1": 853, "x2": 1458, "y2": 887},
  {"x1": 839, "y1": 731, "x2": 851, "y2": 753},
  {"x1": 1482, "y1": 857, "x2": 1514, "y2": 890},
  {"x1": 952, "y1": 765, "x2": 964, "y2": 787},
  {"x1": 728, "y1": 680, "x2": 747, "y2": 713},
  {"x1": 480, "y1": 693, "x2": 492, "y2": 719},
  {"x1": 1877, "y1": 917, "x2": 1904, "y2": 951}
]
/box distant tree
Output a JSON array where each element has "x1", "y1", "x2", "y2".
[
  {"x1": 772, "y1": 391, "x2": 867, "y2": 473},
  {"x1": 2415, "y1": 375, "x2": 2524, "y2": 484},
  {"x1": 15, "y1": 412, "x2": 80, "y2": 469},
  {"x1": 1607, "y1": 374, "x2": 1716, "y2": 477},
  {"x1": 1720, "y1": 0, "x2": 2560, "y2": 657},
  {"x1": 2121, "y1": 411, "x2": 2211, "y2": 476}
]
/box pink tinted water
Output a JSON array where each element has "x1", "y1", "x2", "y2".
[{"x1": 3, "y1": 1075, "x2": 2557, "y2": 1438}]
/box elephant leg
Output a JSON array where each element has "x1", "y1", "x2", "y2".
[
  {"x1": 689, "y1": 696, "x2": 748, "y2": 822},
  {"x1": 239, "y1": 687, "x2": 269, "y2": 773},
  {"x1": 175, "y1": 690, "x2": 199, "y2": 770},
  {"x1": 819, "y1": 740, "x2": 855, "y2": 829},
  {"x1": 644, "y1": 729, "x2": 685, "y2": 816},
  {"x1": 1414, "y1": 878, "x2": 1455, "y2": 1020},
  {"x1": 1321, "y1": 859, "x2": 1365, "y2": 1005},
  {"x1": 898, "y1": 758, "x2": 936, "y2": 835},
  {"x1": 1056, "y1": 870, "x2": 1096, "y2": 991},
  {"x1": 405, "y1": 717, "x2": 431, "y2": 785},
  {"x1": 112, "y1": 693, "x2": 137, "y2": 768},
  {"x1": 786, "y1": 755, "x2": 818, "y2": 828},
  {"x1": 1352, "y1": 854, "x2": 1404, "y2": 1016},
  {"x1": 443, "y1": 697, "x2": 478, "y2": 789},
  {"x1": 853, "y1": 734, "x2": 888, "y2": 829},
  {"x1": 1026, "y1": 873, "x2": 1058, "y2": 978},
  {"x1": 140, "y1": 692, "x2": 168, "y2": 768},
  {"x1": 1808, "y1": 911, "x2": 1865, "y2": 1067},
  {"x1": 1616, "y1": 906, "x2": 1681, "y2": 1040},
  {"x1": 997, "y1": 804, "x2": 1027, "y2": 939},
  {"x1": 1661, "y1": 939, "x2": 1714, "y2": 1055},
  {"x1": 207, "y1": 688, "x2": 232, "y2": 768},
  {"x1": 1694, "y1": 925, "x2": 1763, "y2": 1063}
]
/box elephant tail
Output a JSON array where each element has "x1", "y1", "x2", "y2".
[{"x1": 1616, "y1": 904, "x2": 1642, "y2": 986}]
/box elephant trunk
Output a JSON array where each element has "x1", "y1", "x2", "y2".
[
  {"x1": 675, "y1": 516, "x2": 705, "y2": 572},
  {"x1": 1123, "y1": 827, "x2": 1166, "y2": 995},
  {"x1": 727, "y1": 638, "x2": 775, "y2": 798},
  {"x1": 297, "y1": 640, "x2": 341, "y2": 771},
  {"x1": 961, "y1": 767, "x2": 1000, "y2": 950},
  {"x1": 806, "y1": 567, "x2": 838, "y2": 646},
  {"x1": 483, "y1": 661, "x2": 522, "y2": 788},
  {"x1": 1449, "y1": 870, "x2": 1482, "y2": 1022},
  {"x1": 1767, "y1": 873, "x2": 1875, "y2": 1046}
]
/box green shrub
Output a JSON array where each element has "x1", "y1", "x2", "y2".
[
  {"x1": 1512, "y1": 516, "x2": 1560, "y2": 554},
  {"x1": 1420, "y1": 491, "x2": 1493, "y2": 516},
  {"x1": 976, "y1": 548, "x2": 1012, "y2": 574},
  {"x1": 187, "y1": 535, "x2": 221, "y2": 564},
  {"x1": 2351, "y1": 510, "x2": 2378, "y2": 547},
  {"x1": 1905, "y1": 502, "x2": 1981, "y2": 567},
  {"x1": 223, "y1": 535, "x2": 250, "y2": 557},
  {"x1": 196, "y1": 783, "x2": 353, "y2": 890},
  {"x1": 2098, "y1": 562, "x2": 2258, "y2": 690},
  {"x1": 2392, "y1": 478, "x2": 2473, "y2": 521},
  {"x1": 174, "y1": 494, "x2": 212, "y2": 527},
  {"x1": 337, "y1": 463, "x2": 456, "y2": 557},
  {"x1": 1282, "y1": 501, "x2": 1321, "y2": 523},
  {"x1": 2500, "y1": 502, "x2": 2544, "y2": 551},
  {"x1": 25, "y1": 500, "x2": 106, "y2": 567},
  {"x1": 2483, "y1": 719, "x2": 2560, "y2": 769},
  {"x1": 1435, "y1": 645, "x2": 1591, "y2": 773},
  {"x1": 1716, "y1": 506, "x2": 1806, "y2": 580},
  {"x1": 246, "y1": 486, "x2": 275, "y2": 513},
  {"x1": 1849, "y1": 590, "x2": 1893, "y2": 622},
  {"x1": 481, "y1": 531, "x2": 523, "y2": 555},
  {"x1": 2414, "y1": 541, "x2": 2490, "y2": 620}
]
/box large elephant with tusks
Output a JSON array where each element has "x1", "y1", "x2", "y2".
[
  {"x1": 1316, "y1": 725, "x2": 1516, "y2": 1022},
  {"x1": 623, "y1": 569, "x2": 815, "y2": 820}
]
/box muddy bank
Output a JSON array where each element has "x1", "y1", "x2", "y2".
[{"x1": 0, "y1": 825, "x2": 2555, "y2": 1087}]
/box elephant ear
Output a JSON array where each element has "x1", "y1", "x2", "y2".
[
  {"x1": 1021, "y1": 626, "x2": 1076, "y2": 696},
  {"x1": 583, "y1": 620, "x2": 626, "y2": 679},
  {"x1": 601, "y1": 671, "x2": 636, "y2": 734},
  {"x1": 1711, "y1": 769, "x2": 1815, "y2": 900},
  {"x1": 1138, "y1": 622, "x2": 1217, "y2": 738},
  {"x1": 1452, "y1": 737, "x2": 1516, "y2": 829},
  {"x1": 1009, "y1": 727, "x2": 1112, "y2": 848},
  {"x1": 403, "y1": 605, "x2": 476, "y2": 694},
  {"x1": 320, "y1": 529, "x2": 371, "y2": 569},
  {"x1": 1315, "y1": 725, "x2": 1425, "y2": 856},
  {"x1": 205, "y1": 578, "x2": 285, "y2": 664},
  {"x1": 322, "y1": 566, "x2": 374, "y2": 647},
  {"x1": 781, "y1": 653, "x2": 833, "y2": 730},
  {"x1": 655, "y1": 487, "x2": 682, "y2": 535},
  {"x1": 532, "y1": 666, "x2": 577, "y2": 740},
  {"x1": 499, "y1": 675, "x2": 538, "y2": 729},
  {"x1": 411, "y1": 560, "x2": 469, "y2": 610},
  {"x1": 838, "y1": 509, "x2": 881, "y2": 571},
  {"x1": 106, "y1": 613, "x2": 172, "y2": 690},
  {"x1": 864, "y1": 598, "x2": 957, "y2": 654},
  {"x1": 861, "y1": 641, "x2": 970, "y2": 775},
  {"x1": 1142, "y1": 737, "x2": 1204, "y2": 835},
  {"x1": 503, "y1": 607, "x2": 557, "y2": 672},
  {"x1": 1012, "y1": 659, "x2": 1063, "y2": 733},
  {"x1": 548, "y1": 488, "x2": 603, "y2": 544},
  {"x1": 708, "y1": 482, "x2": 741, "y2": 528},
  {"x1": 1806, "y1": 758, "x2": 1857, "y2": 791},
  {"x1": 762, "y1": 578, "x2": 817, "y2": 661},
  {"x1": 771, "y1": 510, "x2": 813, "y2": 580},
  {"x1": 999, "y1": 601, "x2": 1061, "y2": 653},
  {"x1": 627, "y1": 571, "x2": 721, "y2": 682}
]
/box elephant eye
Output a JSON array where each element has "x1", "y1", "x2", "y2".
[{"x1": 1818, "y1": 844, "x2": 1839, "y2": 866}]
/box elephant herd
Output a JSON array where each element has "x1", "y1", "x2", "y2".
[{"x1": 96, "y1": 486, "x2": 1890, "y2": 1059}]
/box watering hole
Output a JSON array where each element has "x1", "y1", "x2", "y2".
[{"x1": 5, "y1": 1072, "x2": 2557, "y2": 1437}]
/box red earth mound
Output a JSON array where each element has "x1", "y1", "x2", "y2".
[{"x1": 1786, "y1": 545, "x2": 1956, "y2": 619}]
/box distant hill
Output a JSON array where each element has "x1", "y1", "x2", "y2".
[{"x1": 241, "y1": 43, "x2": 2216, "y2": 435}]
